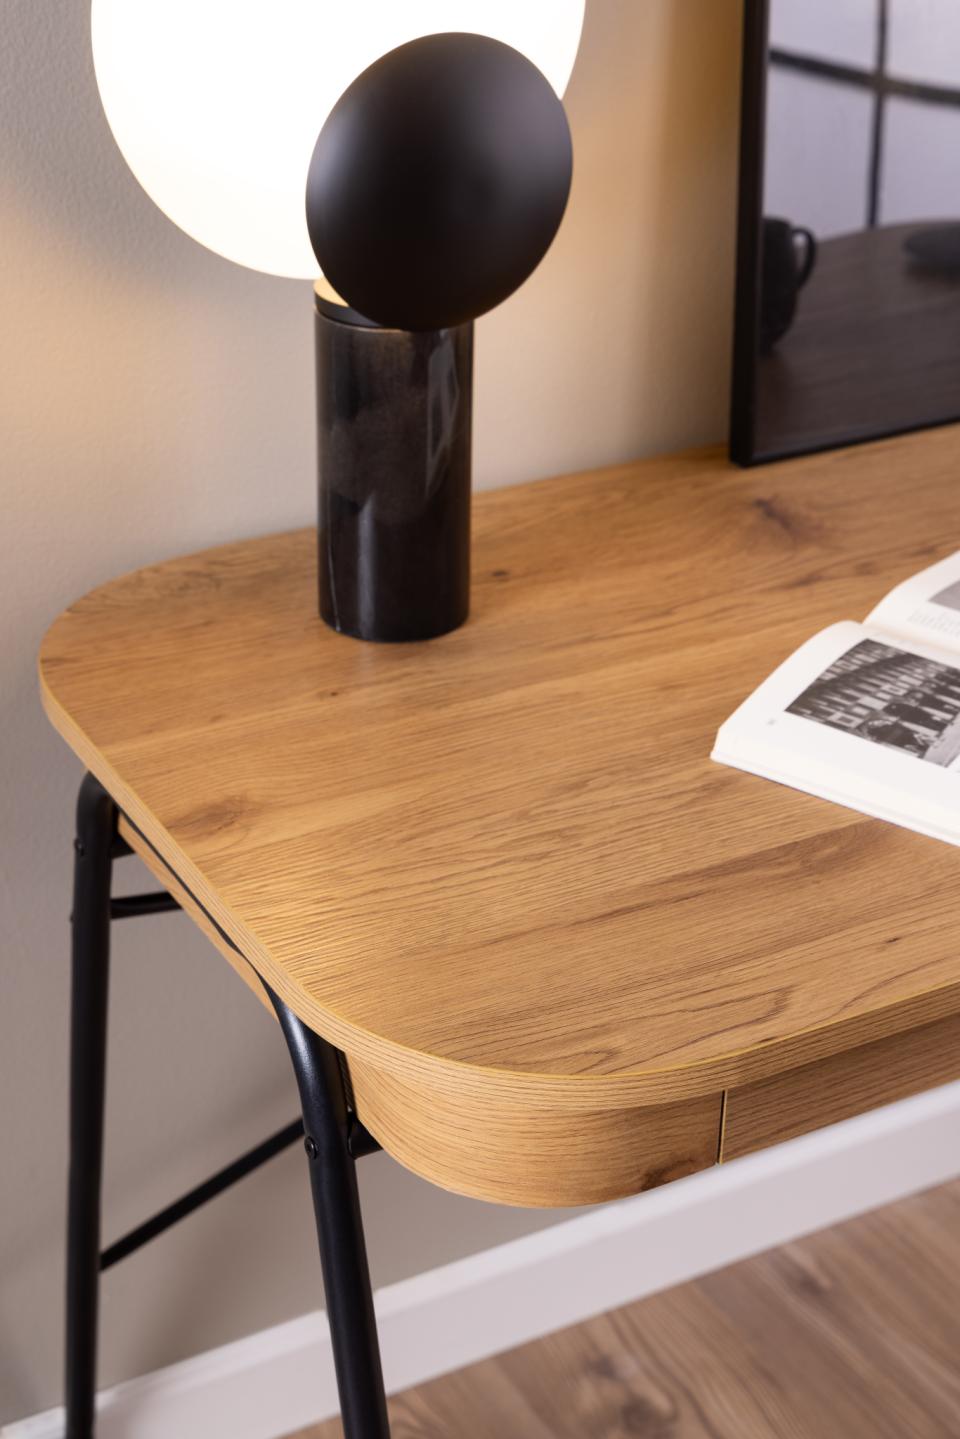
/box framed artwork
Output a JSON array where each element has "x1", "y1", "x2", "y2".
[{"x1": 731, "y1": 0, "x2": 960, "y2": 465}]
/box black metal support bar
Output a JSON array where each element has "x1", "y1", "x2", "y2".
[
  {"x1": 347, "y1": 1119, "x2": 381, "y2": 1160},
  {"x1": 266, "y1": 982, "x2": 391, "y2": 1439},
  {"x1": 97, "y1": 1111, "x2": 378, "y2": 1273},
  {"x1": 109, "y1": 891, "x2": 181, "y2": 919},
  {"x1": 100, "y1": 1119, "x2": 304, "y2": 1271},
  {"x1": 65, "y1": 774, "x2": 116, "y2": 1439},
  {"x1": 63, "y1": 775, "x2": 386, "y2": 1437}
]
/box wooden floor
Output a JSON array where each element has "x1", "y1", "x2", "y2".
[{"x1": 291, "y1": 1178, "x2": 960, "y2": 1438}]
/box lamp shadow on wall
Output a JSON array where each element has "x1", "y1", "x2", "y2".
[{"x1": 478, "y1": 0, "x2": 742, "y2": 480}]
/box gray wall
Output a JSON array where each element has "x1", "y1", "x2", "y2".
[{"x1": 0, "y1": 0, "x2": 742, "y2": 1423}]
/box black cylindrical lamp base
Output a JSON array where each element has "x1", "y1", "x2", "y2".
[{"x1": 315, "y1": 287, "x2": 472, "y2": 643}]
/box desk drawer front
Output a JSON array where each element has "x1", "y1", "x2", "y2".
[{"x1": 721, "y1": 1011, "x2": 960, "y2": 1162}]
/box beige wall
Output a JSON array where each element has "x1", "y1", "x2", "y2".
[{"x1": 0, "y1": 0, "x2": 742, "y2": 1423}]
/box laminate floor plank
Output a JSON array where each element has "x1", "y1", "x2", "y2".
[{"x1": 290, "y1": 1177, "x2": 960, "y2": 1439}]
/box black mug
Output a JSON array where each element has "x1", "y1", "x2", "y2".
[{"x1": 760, "y1": 217, "x2": 817, "y2": 352}]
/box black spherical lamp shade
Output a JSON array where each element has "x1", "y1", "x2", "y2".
[{"x1": 306, "y1": 32, "x2": 573, "y2": 332}]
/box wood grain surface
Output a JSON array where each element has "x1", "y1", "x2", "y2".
[
  {"x1": 116, "y1": 813, "x2": 271, "y2": 1011},
  {"x1": 292, "y1": 1178, "x2": 960, "y2": 1438},
  {"x1": 349, "y1": 1055, "x2": 721, "y2": 1206},
  {"x1": 721, "y1": 1010, "x2": 960, "y2": 1161},
  {"x1": 38, "y1": 426, "x2": 960, "y2": 1201}
]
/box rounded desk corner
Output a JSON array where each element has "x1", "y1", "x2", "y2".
[{"x1": 347, "y1": 1054, "x2": 724, "y2": 1207}]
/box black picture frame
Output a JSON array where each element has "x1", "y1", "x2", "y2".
[
  {"x1": 730, "y1": 0, "x2": 960, "y2": 467},
  {"x1": 729, "y1": 0, "x2": 770, "y2": 466}
]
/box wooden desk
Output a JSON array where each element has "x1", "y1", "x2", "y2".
[{"x1": 40, "y1": 426, "x2": 960, "y2": 1434}]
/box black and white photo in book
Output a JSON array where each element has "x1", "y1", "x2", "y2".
[
  {"x1": 931, "y1": 579, "x2": 960, "y2": 615},
  {"x1": 713, "y1": 548, "x2": 960, "y2": 849},
  {"x1": 786, "y1": 639, "x2": 960, "y2": 768}
]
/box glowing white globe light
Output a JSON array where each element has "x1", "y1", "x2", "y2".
[{"x1": 91, "y1": 1, "x2": 585, "y2": 281}]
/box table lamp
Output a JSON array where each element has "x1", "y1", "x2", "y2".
[{"x1": 92, "y1": 2, "x2": 583, "y2": 641}]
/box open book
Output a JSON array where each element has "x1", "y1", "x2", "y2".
[{"x1": 712, "y1": 552, "x2": 960, "y2": 846}]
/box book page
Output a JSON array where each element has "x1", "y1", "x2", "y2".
[
  {"x1": 867, "y1": 550, "x2": 960, "y2": 652},
  {"x1": 713, "y1": 622, "x2": 960, "y2": 845}
]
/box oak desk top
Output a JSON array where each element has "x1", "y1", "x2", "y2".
[{"x1": 39, "y1": 426, "x2": 960, "y2": 1204}]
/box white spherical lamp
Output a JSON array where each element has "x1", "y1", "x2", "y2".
[{"x1": 91, "y1": 0, "x2": 584, "y2": 279}]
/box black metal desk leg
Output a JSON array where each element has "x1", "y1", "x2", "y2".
[
  {"x1": 65, "y1": 775, "x2": 117, "y2": 1439},
  {"x1": 266, "y1": 985, "x2": 391, "y2": 1439}
]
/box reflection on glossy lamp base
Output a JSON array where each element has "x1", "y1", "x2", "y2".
[{"x1": 314, "y1": 283, "x2": 473, "y2": 643}]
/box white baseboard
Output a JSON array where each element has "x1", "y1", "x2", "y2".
[{"x1": 7, "y1": 1080, "x2": 960, "y2": 1439}]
